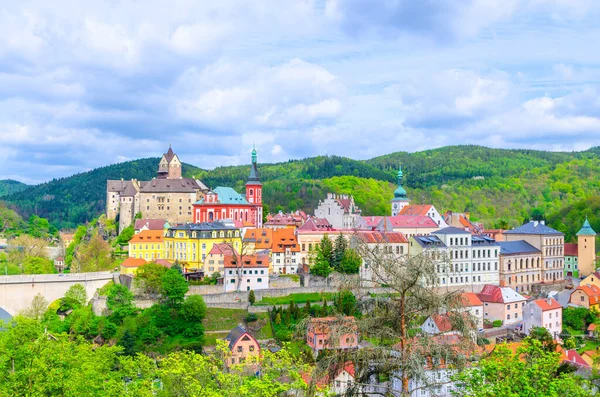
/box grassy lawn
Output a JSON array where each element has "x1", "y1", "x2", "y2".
[
  {"x1": 278, "y1": 274, "x2": 300, "y2": 282},
  {"x1": 203, "y1": 308, "x2": 248, "y2": 331},
  {"x1": 203, "y1": 332, "x2": 230, "y2": 347},
  {"x1": 254, "y1": 312, "x2": 274, "y2": 339},
  {"x1": 565, "y1": 326, "x2": 584, "y2": 336},
  {"x1": 256, "y1": 292, "x2": 334, "y2": 306},
  {"x1": 577, "y1": 339, "x2": 600, "y2": 354}
]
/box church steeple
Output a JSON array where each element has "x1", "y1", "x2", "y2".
[
  {"x1": 245, "y1": 145, "x2": 263, "y2": 227},
  {"x1": 247, "y1": 144, "x2": 261, "y2": 184},
  {"x1": 391, "y1": 164, "x2": 409, "y2": 216}
]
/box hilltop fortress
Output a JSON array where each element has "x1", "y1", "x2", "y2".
[{"x1": 106, "y1": 147, "x2": 208, "y2": 231}]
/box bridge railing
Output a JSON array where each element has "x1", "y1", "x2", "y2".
[{"x1": 0, "y1": 272, "x2": 116, "y2": 284}]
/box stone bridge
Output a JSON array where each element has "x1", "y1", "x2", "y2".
[{"x1": 0, "y1": 272, "x2": 116, "y2": 316}]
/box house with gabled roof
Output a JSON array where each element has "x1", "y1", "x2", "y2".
[
  {"x1": 314, "y1": 193, "x2": 361, "y2": 229},
  {"x1": 224, "y1": 325, "x2": 260, "y2": 366},
  {"x1": 570, "y1": 284, "x2": 600, "y2": 310},
  {"x1": 307, "y1": 316, "x2": 359, "y2": 357},
  {"x1": 399, "y1": 204, "x2": 448, "y2": 228},
  {"x1": 477, "y1": 285, "x2": 526, "y2": 325}
]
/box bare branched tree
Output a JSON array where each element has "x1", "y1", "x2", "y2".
[{"x1": 306, "y1": 232, "x2": 480, "y2": 397}]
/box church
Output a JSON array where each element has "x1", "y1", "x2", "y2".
[
  {"x1": 106, "y1": 146, "x2": 208, "y2": 231},
  {"x1": 192, "y1": 146, "x2": 264, "y2": 227}
]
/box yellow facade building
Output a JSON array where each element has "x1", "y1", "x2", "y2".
[
  {"x1": 164, "y1": 221, "x2": 242, "y2": 272},
  {"x1": 129, "y1": 230, "x2": 164, "y2": 261}
]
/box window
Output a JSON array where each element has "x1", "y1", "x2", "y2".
[
  {"x1": 230, "y1": 279, "x2": 235, "y2": 283},
  {"x1": 249, "y1": 345, "x2": 255, "y2": 352},
  {"x1": 507, "y1": 314, "x2": 511, "y2": 320},
  {"x1": 258, "y1": 278, "x2": 262, "y2": 282},
  {"x1": 237, "y1": 346, "x2": 243, "y2": 352}
]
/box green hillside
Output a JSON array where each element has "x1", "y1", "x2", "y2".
[
  {"x1": 0, "y1": 180, "x2": 29, "y2": 197},
  {"x1": 3, "y1": 145, "x2": 600, "y2": 238}
]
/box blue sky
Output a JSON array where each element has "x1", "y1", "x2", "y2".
[{"x1": 1, "y1": 0, "x2": 600, "y2": 184}]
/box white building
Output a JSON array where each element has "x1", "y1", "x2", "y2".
[
  {"x1": 421, "y1": 314, "x2": 457, "y2": 336},
  {"x1": 314, "y1": 193, "x2": 361, "y2": 229},
  {"x1": 523, "y1": 298, "x2": 563, "y2": 339},
  {"x1": 224, "y1": 253, "x2": 270, "y2": 292}
]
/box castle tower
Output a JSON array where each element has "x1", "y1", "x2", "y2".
[
  {"x1": 245, "y1": 145, "x2": 263, "y2": 227},
  {"x1": 391, "y1": 165, "x2": 410, "y2": 216},
  {"x1": 157, "y1": 145, "x2": 181, "y2": 179},
  {"x1": 577, "y1": 217, "x2": 597, "y2": 277}
]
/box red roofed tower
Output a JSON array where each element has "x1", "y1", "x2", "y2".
[{"x1": 245, "y1": 145, "x2": 263, "y2": 227}]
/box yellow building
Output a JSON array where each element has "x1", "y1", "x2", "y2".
[
  {"x1": 164, "y1": 221, "x2": 242, "y2": 271},
  {"x1": 120, "y1": 257, "x2": 147, "y2": 275},
  {"x1": 129, "y1": 230, "x2": 164, "y2": 261},
  {"x1": 580, "y1": 272, "x2": 600, "y2": 289}
]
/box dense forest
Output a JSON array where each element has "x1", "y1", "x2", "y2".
[
  {"x1": 0, "y1": 179, "x2": 29, "y2": 197},
  {"x1": 2, "y1": 145, "x2": 600, "y2": 241}
]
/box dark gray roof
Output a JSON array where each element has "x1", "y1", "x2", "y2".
[
  {"x1": 504, "y1": 221, "x2": 563, "y2": 236},
  {"x1": 432, "y1": 226, "x2": 471, "y2": 235},
  {"x1": 140, "y1": 178, "x2": 201, "y2": 193},
  {"x1": 413, "y1": 235, "x2": 447, "y2": 248},
  {"x1": 225, "y1": 325, "x2": 254, "y2": 350},
  {"x1": 121, "y1": 181, "x2": 139, "y2": 197},
  {"x1": 498, "y1": 241, "x2": 541, "y2": 255},
  {"x1": 246, "y1": 162, "x2": 261, "y2": 185},
  {"x1": 471, "y1": 235, "x2": 499, "y2": 246},
  {"x1": 107, "y1": 180, "x2": 129, "y2": 193},
  {"x1": 168, "y1": 221, "x2": 237, "y2": 232}
]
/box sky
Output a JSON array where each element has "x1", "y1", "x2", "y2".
[{"x1": 1, "y1": 0, "x2": 600, "y2": 184}]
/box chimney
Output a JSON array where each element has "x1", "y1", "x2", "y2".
[
  {"x1": 533, "y1": 221, "x2": 539, "y2": 227},
  {"x1": 547, "y1": 298, "x2": 552, "y2": 305},
  {"x1": 540, "y1": 220, "x2": 545, "y2": 225}
]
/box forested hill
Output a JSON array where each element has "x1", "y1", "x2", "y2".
[
  {"x1": 3, "y1": 145, "x2": 600, "y2": 238},
  {"x1": 0, "y1": 180, "x2": 29, "y2": 197}
]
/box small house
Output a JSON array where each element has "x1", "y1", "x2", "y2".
[{"x1": 224, "y1": 325, "x2": 260, "y2": 366}]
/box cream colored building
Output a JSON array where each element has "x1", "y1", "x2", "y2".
[
  {"x1": 498, "y1": 241, "x2": 542, "y2": 294},
  {"x1": 503, "y1": 221, "x2": 564, "y2": 284},
  {"x1": 577, "y1": 218, "x2": 597, "y2": 277}
]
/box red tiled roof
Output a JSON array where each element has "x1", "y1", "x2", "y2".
[
  {"x1": 564, "y1": 243, "x2": 578, "y2": 257},
  {"x1": 359, "y1": 216, "x2": 384, "y2": 227},
  {"x1": 208, "y1": 243, "x2": 237, "y2": 256},
  {"x1": 223, "y1": 253, "x2": 269, "y2": 268},
  {"x1": 565, "y1": 350, "x2": 590, "y2": 368},
  {"x1": 534, "y1": 298, "x2": 562, "y2": 311},
  {"x1": 477, "y1": 285, "x2": 525, "y2": 304},
  {"x1": 461, "y1": 292, "x2": 483, "y2": 307},
  {"x1": 354, "y1": 231, "x2": 407, "y2": 244},
  {"x1": 399, "y1": 205, "x2": 433, "y2": 217},
  {"x1": 385, "y1": 215, "x2": 438, "y2": 228},
  {"x1": 134, "y1": 219, "x2": 166, "y2": 231},
  {"x1": 154, "y1": 259, "x2": 172, "y2": 268},
  {"x1": 121, "y1": 257, "x2": 147, "y2": 268},
  {"x1": 431, "y1": 314, "x2": 453, "y2": 333},
  {"x1": 297, "y1": 217, "x2": 334, "y2": 232}
]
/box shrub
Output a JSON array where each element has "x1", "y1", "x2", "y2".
[
  {"x1": 245, "y1": 313, "x2": 258, "y2": 323},
  {"x1": 492, "y1": 320, "x2": 503, "y2": 327}
]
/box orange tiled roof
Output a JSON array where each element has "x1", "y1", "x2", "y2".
[
  {"x1": 461, "y1": 292, "x2": 483, "y2": 307},
  {"x1": 399, "y1": 205, "x2": 433, "y2": 217},
  {"x1": 129, "y1": 230, "x2": 164, "y2": 243},
  {"x1": 354, "y1": 231, "x2": 407, "y2": 244},
  {"x1": 271, "y1": 228, "x2": 300, "y2": 253},
  {"x1": 121, "y1": 257, "x2": 147, "y2": 268},
  {"x1": 431, "y1": 314, "x2": 453, "y2": 333},
  {"x1": 534, "y1": 298, "x2": 562, "y2": 311},
  {"x1": 575, "y1": 285, "x2": 600, "y2": 305},
  {"x1": 223, "y1": 253, "x2": 269, "y2": 268},
  {"x1": 243, "y1": 228, "x2": 273, "y2": 249}
]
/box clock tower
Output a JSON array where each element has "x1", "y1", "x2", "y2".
[
  {"x1": 391, "y1": 165, "x2": 409, "y2": 216},
  {"x1": 245, "y1": 145, "x2": 263, "y2": 227}
]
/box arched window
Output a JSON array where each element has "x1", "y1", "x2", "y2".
[
  {"x1": 250, "y1": 189, "x2": 254, "y2": 195},
  {"x1": 209, "y1": 212, "x2": 214, "y2": 221}
]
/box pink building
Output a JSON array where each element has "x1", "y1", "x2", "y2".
[
  {"x1": 477, "y1": 284, "x2": 526, "y2": 325},
  {"x1": 307, "y1": 317, "x2": 359, "y2": 357},
  {"x1": 224, "y1": 325, "x2": 260, "y2": 366},
  {"x1": 523, "y1": 298, "x2": 562, "y2": 339}
]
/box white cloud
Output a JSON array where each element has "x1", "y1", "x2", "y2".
[{"x1": 174, "y1": 58, "x2": 345, "y2": 129}]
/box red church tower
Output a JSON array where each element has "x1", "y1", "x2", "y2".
[{"x1": 246, "y1": 145, "x2": 263, "y2": 227}]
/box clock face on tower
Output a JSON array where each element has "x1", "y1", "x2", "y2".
[{"x1": 393, "y1": 203, "x2": 398, "y2": 209}]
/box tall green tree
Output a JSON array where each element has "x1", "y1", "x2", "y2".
[
  {"x1": 332, "y1": 233, "x2": 348, "y2": 271},
  {"x1": 161, "y1": 268, "x2": 189, "y2": 306},
  {"x1": 310, "y1": 249, "x2": 332, "y2": 278},
  {"x1": 63, "y1": 283, "x2": 88, "y2": 308},
  {"x1": 106, "y1": 284, "x2": 137, "y2": 324},
  {"x1": 339, "y1": 248, "x2": 362, "y2": 274},
  {"x1": 22, "y1": 256, "x2": 55, "y2": 274},
  {"x1": 134, "y1": 262, "x2": 168, "y2": 295}
]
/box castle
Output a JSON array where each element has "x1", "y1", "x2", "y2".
[{"x1": 106, "y1": 147, "x2": 208, "y2": 231}]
